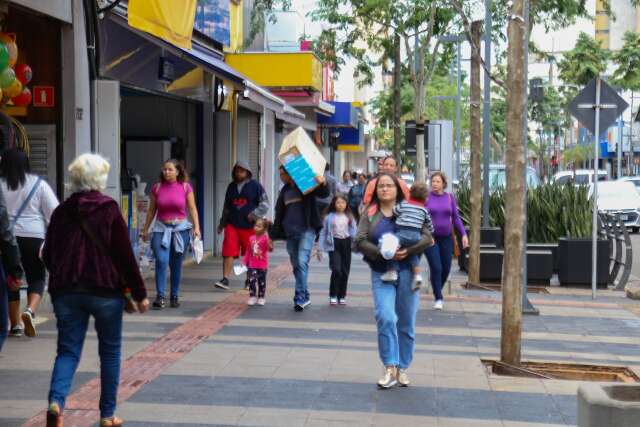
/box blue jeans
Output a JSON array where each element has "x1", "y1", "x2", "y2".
[
  {"x1": 151, "y1": 229, "x2": 191, "y2": 298},
  {"x1": 425, "y1": 234, "x2": 454, "y2": 301},
  {"x1": 285, "y1": 229, "x2": 315, "y2": 304},
  {"x1": 371, "y1": 266, "x2": 420, "y2": 369},
  {"x1": 0, "y1": 264, "x2": 7, "y2": 352},
  {"x1": 387, "y1": 227, "x2": 421, "y2": 271},
  {"x1": 48, "y1": 293, "x2": 124, "y2": 418}
]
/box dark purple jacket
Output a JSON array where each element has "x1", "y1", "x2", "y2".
[{"x1": 43, "y1": 191, "x2": 147, "y2": 302}]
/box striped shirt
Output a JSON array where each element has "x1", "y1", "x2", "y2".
[{"x1": 393, "y1": 200, "x2": 434, "y2": 232}]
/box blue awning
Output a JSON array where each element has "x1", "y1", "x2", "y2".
[{"x1": 317, "y1": 101, "x2": 358, "y2": 128}]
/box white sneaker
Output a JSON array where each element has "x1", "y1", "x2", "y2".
[
  {"x1": 381, "y1": 270, "x2": 398, "y2": 282},
  {"x1": 257, "y1": 298, "x2": 266, "y2": 306},
  {"x1": 433, "y1": 300, "x2": 444, "y2": 310},
  {"x1": 329, "y1": 297, "x2": 338, "y2": 305},
  {"x1": 412, "y1": 274, "x2": 423, "y2": 291},
  {"x1": 247, "y1": 297, "x2": 257, "y2": 306}
]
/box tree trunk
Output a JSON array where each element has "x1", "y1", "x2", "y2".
[
  {"x1": 393, "y1": 33, "x2": 402, "y2": 164},
  {"x1": 501, "y1": 0, "x2": 527, "y2": 366},
  {"x1": 467, "y1": 21, "x2": 483, "y2": 286}
]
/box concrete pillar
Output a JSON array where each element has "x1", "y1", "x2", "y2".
[
  {"x1": 202, "y1": 102, "x2": 215, "y2": 250},
  {"x1": 261, "y1": 108, "x2": 276, "y2": 221},
  {"x1": 214, "y1": 111, "x2": 232, "y2": 256}
]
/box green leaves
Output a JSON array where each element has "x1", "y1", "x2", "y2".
[
  {"x1": 557, "y1": 32, "x2": 610, "y2": 86},
  {"x1": 455, "y1": 182, "x2": 593, "y2": 242},
  {"x1": 612, "y1": 31, "x2": 640, "y2": 92}
]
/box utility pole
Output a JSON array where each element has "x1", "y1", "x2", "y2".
[
  {"x1": 393, "y1": 33, "x2": 402, "y2": 163},
  {"x1": 468, "y1": 21, "x2": 483, "y2": 287},
  {"x1": 482, "y1": 0, "x2": 492, "y2": 227},
  {"x1": 456, "y1": 40, "x2": 462, "y2": 181}
]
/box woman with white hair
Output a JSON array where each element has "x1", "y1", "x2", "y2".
[{"x1": 42, "y1": 153, "x2": 149, "y2": 427}]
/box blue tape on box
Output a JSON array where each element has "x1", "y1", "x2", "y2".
[{"x1": 283, "y1": 155, "x2": 318, "y2": 193}]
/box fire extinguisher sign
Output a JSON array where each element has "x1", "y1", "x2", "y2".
[{"x1": 33, "y1": 86, "x2": 54, "y2": 107}]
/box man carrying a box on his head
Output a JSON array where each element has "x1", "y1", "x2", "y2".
[
  {"x1": 272, "y1": 166, "x2": 328, "y2": 312},
  {"x1": 215, "y1": 161, "x2": 269, "y2": 290}
]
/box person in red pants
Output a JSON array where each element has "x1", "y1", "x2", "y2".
[{"x1": 214, "y1": 161, "x2": 269, "y2": 290}]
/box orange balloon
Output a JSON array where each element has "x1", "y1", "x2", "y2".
[
  {"x1": 4, "y1": 78, "x2": 21, "y2": 98},
  {"x1": 0, "y1": 33, "x2": 17, "y2": 67}
]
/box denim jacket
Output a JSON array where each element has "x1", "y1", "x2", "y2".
[
  {"x1": 152, "y1": 219, "x2": 192, "y2": 254},
  {"x1": 318, "y1": 212, "x2": 357, "y2": 252}
]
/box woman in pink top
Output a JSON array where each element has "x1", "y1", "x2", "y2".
[
  {"x1": 142, "y1": 159, "x2": 201, "y2": 309},
  {"x1": 242, "y1": 217, "x2": 273, "y2": 306}
]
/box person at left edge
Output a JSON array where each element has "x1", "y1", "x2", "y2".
[{"x1": 215, "y1": 161, "x2": 269, "y2": 291}]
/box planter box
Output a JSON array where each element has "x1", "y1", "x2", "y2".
[
  {"x1": 463, "y1": 248, "x2": 503, "y2": 282},
  {"x1": 481, "y1": 227, "x2": 503, "y2": 248},
  {"x1": 526, "y1": 250, "x2": 554, "y2": 285},
  {"x1": 558, "y1": 238, "x2": 609, "y2": 287},
  {"x1": 527, "y1": 243, "x2": 559, "y2": 273}
]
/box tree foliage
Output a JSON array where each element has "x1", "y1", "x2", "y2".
[
  {"x1": 612, "y1": 31, "x2": 640, "y2": 92},
  {"x1": 557, "y1": 32, "x2": 610, "y2": 86}
]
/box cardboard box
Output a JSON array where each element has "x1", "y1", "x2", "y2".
[{"x1": 278, "y1": 127, "x2": 327, "y2": 194}]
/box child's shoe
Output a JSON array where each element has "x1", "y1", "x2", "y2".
[
  {"x1": 381, "y1": 270, "x2": 398, "y2": 282},
  {"x1": 257, "y1": 298, "x2": 266, "y2": 306},
  {"x1": 412, "y1": 274, "x2": 423, "y2": 291},
  {"x1": 247, "y1": 296, "x2": 257, "y2": 306},
  {"x1": 329, "y1": 297, "x2": 338, "y2": 305}
]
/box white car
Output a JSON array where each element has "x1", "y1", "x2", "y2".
[
  {"x1": 589, "y1": 181, "x2": 640, "y2": 232},
  {"x1": 400, "y1": 174, "x2": 415, "y2": 188},
  {"x1": 620, "y1": 176, "x2": 640, "y2": 194},
  {"x1": 554, "y1": 169, "x2": 608, "y2": 186}
]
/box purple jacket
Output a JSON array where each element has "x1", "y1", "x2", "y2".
[
  {"x1": 43, "y1": 191, "x2": 147, "y2": 301},
  {"x1": 425, "y1": 191, "x2": 466, "y2": 238}
]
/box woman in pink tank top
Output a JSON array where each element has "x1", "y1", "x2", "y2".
[{"x1": 142, "y1": 159, "x2": 201, "y2": 309}]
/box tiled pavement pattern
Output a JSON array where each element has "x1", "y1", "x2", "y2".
[{"x1": 2, "y1": 244, "x2": 640, "y2": 426}]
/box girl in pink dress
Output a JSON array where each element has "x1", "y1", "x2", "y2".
[{"x1": 243, "y1": 218, "x2": 273, "y2": 306}]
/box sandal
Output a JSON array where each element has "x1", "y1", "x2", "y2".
[
  {"x1": 46, "y1": 402, "x2": 63, "y2": 427},
  {"x1": 100, "y1": 416, "x2": 124, "y2": 427}
]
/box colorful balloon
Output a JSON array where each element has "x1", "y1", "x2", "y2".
[
  {"x1": 0, "y1": 43, "x2": 9, "y2": 72},
  {"x1": 4, "y1": 78, "x2": 21, "y2": 98},
  {"x1": 14, "y1": 64, "x2": 32, "y2": 85},
  {"x1": 0, "y1": 33, "x2": 18, "y2": 68},
  {"x1": 11, "y1": 87, "x2": 31, "y2": 106},
  {"x1": 0, "y1": 67, "x2": 15, "y2": 88}
]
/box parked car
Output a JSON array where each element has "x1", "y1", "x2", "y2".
[
  {"x1": 554, "y1": 169, "x2": 608, "y2": 186},
  {"x1": 459, "y1": 164, "x2": 540, "y2": 191},
  {"x1": 619, "y1": 176, "x2": 640, "y2": 194},
  {"x1": 400, "y1": 173, "x2": 415, "y2": 188},
  {"x1": 589, "y1": 181, "x2": 640, "y2": 233}
]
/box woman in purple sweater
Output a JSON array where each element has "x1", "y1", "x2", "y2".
[{"x1": 424, "y1": 171, "x2": 468, "y2": 310}]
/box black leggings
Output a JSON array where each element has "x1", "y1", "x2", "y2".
[
  {"x1": 8, "y1": 237, "x2": 46, "y2": 302},
  {"x1": 329, "y1": 237, "x2": 352, "y2": 299}
]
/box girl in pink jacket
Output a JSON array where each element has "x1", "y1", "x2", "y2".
[{"x1": 243, "y1": 218, "x2": 273, "y2": 306}]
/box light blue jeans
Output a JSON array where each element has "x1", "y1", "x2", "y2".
[
  {"x1": 286, "y1": 229, "x2": 316, "y2": 305},
  {"x1": 151, "y1": 229, "x2": 191, "y2": 298},
  {"x1": 372, "y1": 266, "x2": 420, "y2": 369}
]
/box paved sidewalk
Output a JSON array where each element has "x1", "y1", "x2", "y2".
[{"x1": 3, "y1": 244, "x2": 640, "y2": 426}]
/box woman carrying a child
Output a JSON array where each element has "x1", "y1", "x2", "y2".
[{"x1": 355, "y1": 173, "x2": 433, "y2": 389}]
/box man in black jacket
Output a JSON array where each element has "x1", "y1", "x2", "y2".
[
  {"x1": 272, "y1": 165, "x2": 328, "y2": 311},
  {"x1": 0, "y1": 185, "x2": 23, "y2": 351}
]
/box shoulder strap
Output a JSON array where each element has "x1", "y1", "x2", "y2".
[{"x1": 10, "y1": 176, "x2": 42, "y2": 229}]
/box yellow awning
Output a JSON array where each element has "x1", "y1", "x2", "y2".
[{"x1": 128, "y1": 0, "x2": 197, "y2": 50}]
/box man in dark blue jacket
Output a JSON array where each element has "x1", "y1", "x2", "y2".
[
  {"x1": 215, "y1": 161, "x2": 269, "y2": 290},
  {"x1": 272, "y1": 166, "x2": 328, "y2": 311}
]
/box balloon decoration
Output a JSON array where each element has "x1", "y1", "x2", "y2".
[{"x1": 0, "y1": 32, "x2": 34, "y2": 108}]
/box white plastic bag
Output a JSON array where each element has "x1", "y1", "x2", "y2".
[
  {"x1": 192, "y1": 237, "x2": 204, "y2": 264},
  {"x1": 233, "y1": 263, "x2": 248, "y2": 276},
  {"x1": 379, "y1": 233, "x2": 400, "y2": 260}
]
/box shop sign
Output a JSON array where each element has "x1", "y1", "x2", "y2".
[{"x1": 33, "y1": 86, "x2": 54, "y2": 107}]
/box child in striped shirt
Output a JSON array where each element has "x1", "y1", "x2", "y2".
[{"x1": 380, "y1": 182, "x2": 434, "y2": 289}]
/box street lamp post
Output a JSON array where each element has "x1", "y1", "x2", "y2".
[{"x1": 439, "y1": 34, "x2": 464, "y2": 182}]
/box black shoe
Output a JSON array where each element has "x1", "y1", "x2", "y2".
[
  {"x1": 152, "y1": 296, "x2": 165, "y2": 310},
  {"x1": 9, "y1": 325, "x2": 23, "y2": 337},
  {"x1": 214, "y1": 277, "x2": 230, "y2": 290},
  {"x1": 170, "y1": 296, "x2": 180, "y2": 308},
  {"x1": 294, "y1": 299, "x2": 311, "y2": 312}
]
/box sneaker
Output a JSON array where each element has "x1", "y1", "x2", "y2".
[
  {"x1": 377, "y1": 366, "x2": 398, "y2": 389},
  {"x1": 152, "y1": 296, "x2": 165, "y2": 310},
  {"x1": 257, "y1": 298, "x2": 266, "y2": 306},
  {"x1": 412, "y1": 274, "x2": 423, "y2": 291},
  {"x1": 214, "y1": 277, "x2": 230, "y2": 290},
  {"x1": 170, "y1": 296, "x2": 180, "y2": 308},
  {"x1": 338, "y1": 298, "x2": 347, "y2": 305},
  {"x1": 397, "y1": 369, "x2": 410, "y2": 387},
  {"x1": 9, "y1": 325, "x2": 23, "y2": 337},
  {"x1": 247, "y1": 296, "x2": 257, "y2": 306},
  {"x1": 294, "y1": 299, "x2": 311, "y2": 312},
  {"x1": 22, "y1": 308, "x2": 36, "y2": 337},
  {"x1": 434, "y1": 300, "x2": 444, "y2": 310},
  {"x1": 46, "y1": 402, "x2": 62, "y2": 427},
  {"x1": 329, "y1": 297, "x2": 338, "y2": 305},
  {"x1": 381, "y1": 270, "x2": 398, "y2": 282}
]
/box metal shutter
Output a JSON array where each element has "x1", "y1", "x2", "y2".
[{"x1": 24, "y1": 124, "x2": 57, "y2": 187}]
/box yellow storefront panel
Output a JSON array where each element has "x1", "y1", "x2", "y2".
[
  {"x1": 225, "y1": 52, "x2": 323, "y2": 91},
  {"x1": 228, "y1": 0, "x2": 243, "y2": 52},
  {"x1": 128, "y1": 0, "x2": 197, "y2": 49}
]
